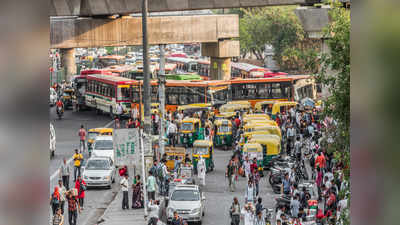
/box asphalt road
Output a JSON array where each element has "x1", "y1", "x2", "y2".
[{"x1": 49, "y1": 107, "x2": 120, "y2": 225}]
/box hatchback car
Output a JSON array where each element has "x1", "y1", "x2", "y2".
[
  {"x1": 167, "y1": 184, "x2": 205, "y2": 225},
  {"x1": 92, "y1": 135, "x2": 114, "y2": 162},
  {"x1": 82, "y1": 157, "x2": 116, "y2": 189}
]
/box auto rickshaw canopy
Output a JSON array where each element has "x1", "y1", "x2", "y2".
[
  {"x1": 271, "y1": 101, "x2": 298, "y2": 115},
  {"x1": 248, "y1": 136, "x2": 281, "y2": 155},
  {"x1": 254, "y1": 100, "x2": 277, "y2": 112},
  {"x1": 192, "y1": 140, "x2": 213, "y2": 158}
]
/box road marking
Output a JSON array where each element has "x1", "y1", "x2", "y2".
[{"x1": 49, "y1": 119, "x2": 114, "y2": 183}]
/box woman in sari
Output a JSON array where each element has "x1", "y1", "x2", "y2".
[{"x1": 131, "y1": 175, "x2": 143, "y2": 209}]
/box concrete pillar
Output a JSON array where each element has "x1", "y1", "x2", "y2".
[
  {"x1": 60, "y1": 48, "x2": 76, "y2": 81},
  {"x1": 201, "y1": 39, "x2": 239, "y2": 80},
  {"x1": 210, "y1": 57, "x2": 231, "y2": 80}
]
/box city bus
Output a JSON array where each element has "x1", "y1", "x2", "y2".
[
  {"x1": 230, "y1": 75, "x2": 316, "y2": 107},
  {"x1": 96, "y1": 55, "x2": 125, "y2": 68},
  {"x1": 231, "y1": 62, "x2": 270, "y2": 78},
  {"x1": 102, "y1": 65, "x2": 135, "y2": 77},
  {"x1": 196, "y1": 60, "x2": 210, "y2": 80},
  {"x1": 166, "y1": 57, "x2": 198, "y2": 74},
  {"x1": 155, "y1": 63, "x2": 177, "y2": 76},
  {"x1": 85, "y1": 74, "x2": 138, "y2": 116}
]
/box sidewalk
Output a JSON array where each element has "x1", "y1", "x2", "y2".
[{"x1": 98, "y1": 190, "x2": 146, "y2": 225}]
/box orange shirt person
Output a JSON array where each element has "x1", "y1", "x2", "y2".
[{"x1": 315, "y1": 152, "x2": 326, "y2": 169}]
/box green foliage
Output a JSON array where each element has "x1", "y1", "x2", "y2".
[
  {"x1": 239, "y1": 7, "x2": 320, "y2": 74},
  {"x1": 105, "y1": 46, "x2": 114, "y2": 55}
]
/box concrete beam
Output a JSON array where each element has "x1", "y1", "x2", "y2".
[
  {"x1": 50, "y1": 0, "x2": 317, "y2": 16},
  {"x1": 50, "y1": 14, "x2": 239, "y2": 49},
  {"x1": 201, "y1": 40, "x2": 240, "y2": 58},
  {"x1": 295, "y1": 6, "x2": 331, "y2": 39}
]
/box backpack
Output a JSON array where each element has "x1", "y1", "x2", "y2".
[
  {"x1": 51, "y1": 194, "x2": 59, "y2": 205},
  {"x1": 156, "y1": 165, "x2": 164, "y2": 180},
  {"x1": 79, "y1": 181, "x2": 87, "y2": 193}
]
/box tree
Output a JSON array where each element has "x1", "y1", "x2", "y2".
[{"x1": 239, "y1": 7, "x2": 320, "y2": 74}]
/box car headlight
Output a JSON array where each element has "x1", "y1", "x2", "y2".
[
  {"x1": 103, "y1": 175, "x2": 110, "y2": 180},
  {"x1": 191, "y1": 208, "x2": 200, "y2": 214}
]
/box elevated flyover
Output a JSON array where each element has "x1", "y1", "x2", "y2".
[{"x1": 50, "y1": 0, "x2": 320, "y2": 16}]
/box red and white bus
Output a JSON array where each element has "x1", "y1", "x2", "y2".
[
  {"x1": 231, "y1": 62, "x2": 270, "y2": 78},
  {"x1": 85, "y1": 75, "x2": 138, "y2": 116}
]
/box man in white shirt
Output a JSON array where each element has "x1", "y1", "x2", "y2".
[
  {"x1": 116, "y1": 103, "x2": 124, "y2": 120},
  {"x1": 120, "y1": 174, "x2": 129, "y2": 209},
  {"x1": 177, "y1": 110, "x2": 184, "y2": 122},
  {"x1": 57, "y1": 179, "x2": 67, "y2": 215},
  {"x1": 147, "y1": 200, "x2": 160, "y2": 225},
  {"x1": 242, "y1": 156, "x2": 251, "y2": 179},
  {"x1": 167, "y1": 120, "x2": 177, "y2": 147}
]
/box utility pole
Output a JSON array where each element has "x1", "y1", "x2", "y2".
[
  {"x1": 142, "y1": 0, "x2": 151, "y2": 135},
  {"x1": 141, "y1": 0, "x2": 149, "y2": 218},
  {"x1": 158, "y1": 44, "x2": 166, "y2": 159}
]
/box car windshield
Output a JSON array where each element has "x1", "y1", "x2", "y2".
[
  {"x1": 171, "y1": 190, "x2": 200, "y2": 201},
  {"x1": 195, "y1": 147, "x2": 208, "y2": 155},
  {"x1": 181, "y1": 123, "x2": 193, "y2": 131},
  {"x1": 94, "y1": 140, "x2": 113, "y2": 150},
  {"x1": 86, "y1": 159, "x2": 110, "y2": 170},
  {"x1": 88, "y1": 132, "x2": 98, "y2": 140}
]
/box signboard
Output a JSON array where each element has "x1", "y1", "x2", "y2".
[{"x1": 113, "y1": 129, "x2": 140, "y2": 167}]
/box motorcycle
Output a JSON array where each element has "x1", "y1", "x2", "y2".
[
  {"x1": 56, "y1": 106, "x2": 64, "y2": 119},
  {"x1": 275, "y1": 195, "x2": 291, "y2": 214}
]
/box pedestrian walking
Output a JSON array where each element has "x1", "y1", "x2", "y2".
[
  {"x1": 242, "y1": 156, "x2": 251, "y2": 180},
  {"x1": 60, "y1": 158, "x2": 70, "y2": 189},
  {"x1": 281, "y1": 173, "x2": 291, "y2": 195},
  {"x1": 230, "y1": 197, "x2": 241, "y2": 225},
  {"x1": 254, "y1": 210, "x2": 265, "y2": 225},
  {"x1": 66, "y1": 190, "x2": 80, "y2": 225},
  {"x1": 197, "y1": 155, "x2": 206, "y2": 186},
  {"x1": 132, "y1": 175, "x2": 143, "y2": 208},
  {"x1": 72, "y1": 149, "x2": 83, "y2": 182},
  {"x1": 226, "y1": 158, "x2": 237, "y2": 192},
  {"x1": 116, "y1": 102, "x2": 124, "y2": 120},
  {"x1": 171, "y1": 211, "x2": 184, "y2": 225},
  {"x1": 147, "y1": 170, "x2": 156, "y2": 201},
  {"x1": 245, "y1": 179, "x2": 256, "y2": 204},
  {"x1": 167, "y1": 120, "x2": 177, "y2": 147},
  {"x1": 74, "y1": 176, "x2": 86, "y2": 210},
  {"x1": 78, "y1": 125, "x2": 86, "y2": 153},
  {"x1": 241, "y1": 203, "x2": 255, "y2": 225},
  {"x1": 57, "y1": 179, "x2": 67, "y2": 215},
  {"x1": 121, "y1": 174, "x2": 129, "y2": 210},
  {"x1": 147, "y1": 199, "x2": 160, "y2": 225},
  {"x1": 52, "y1": 207, "x2": 64, "y2": 225},
  {"x1": 50, "y1": 186, "x2": 61, "y2": 215},
  {"x1": 290, "y1": 194, "x2": 301, "y2": 218},
  {"x1": 252, "y1": 169, "x2": 260, "y2": 197}
]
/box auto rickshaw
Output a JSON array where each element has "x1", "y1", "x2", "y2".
[
  {"x1": 248, "y1": 136, "x2": 281, "y2": 169},
  {"x1": 87, "y1": 127, "x2": 113, "y2": 156},
  {"x1": 243, "y1": 143, "x2": 264, "y2": 176},
  {"x1": 179, "y1": 118, "x2": 204, "y2": 147},
  {"x1": 192, "y1": 140, "x2": 214, "y2": 173},
  {"x1": 271, "y1": 101, "x2": 298, "y2": 120},
  {"x1": 177, "y1": 104, "x2": 211, "y2": 116},
  {"x1": 219, "y1": 103, "x2": 251, "y2": 114},
  {"x1": 215, "y1": 111, "x2": 236, "y2": 120},
  {"x1": 227, "y1": 101, "x2": 252, "y2": 109},
  {"x1": 243, "y1": 114, "x2": 271, "y2": 124},
  {"x1": 177, "y1": 165, "x2": 195, "y2": 184},
  {"x1": 254, "y1": 100, "x2": 277, "y2": 114},
  {"x1": 164, "y1": 146, "x2": 186, "y2": 171},
  {"x1": 62, "y1": 88, "x2": 74, "y2": 110},
  {"x1": 244, "y1": 120, "x2": 278, "y2": 131},
  {"x1": 213, "y1": 119, "x2": 233, "y2": 149}
]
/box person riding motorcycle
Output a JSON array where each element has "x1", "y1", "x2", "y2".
[{"x1": 56, "y1": 98, "x2": 64, "y2": 114}]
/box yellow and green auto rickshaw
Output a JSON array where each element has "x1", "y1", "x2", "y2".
[
  {"x1": 254, "y1": 100, "x2": 277, "y2": 114},
  {"x1": 164, "y1": 146, "x2": 186, "y2": 171},
  {"x1": 62, "y1": 88, "x2": 74, "y2": 110},
  {"x1": 219, "y1": 103, "x2": 251, "y2": 114},
  {"x1": 243, "y1": 143, "x2": 264, "y2": 176},
  {"x1": 215, "y1": 112, "x2": 236, "y2": 120},
  {"x1": 242, "y1": 130, "x2": 273, "y2": 145},
  {"x1": 87, "y1": 128, "x2": 113, "y2": 156},
  {"x1": 179, "y1": 118, "x2": 204, "y2": 147},
  {"x1": 213, "y1": 119, "x2": 233, "y2": 149},
  {"x1": 242, "y1": 114, "x2": 271, "y2": 124},
  {"x1": 243, "y1": 120, "x2": 278, "y2": 132},
  {"x1": 227, "y1": 100, "x2": 252, "y2": 109},
  {"x1": 248, "y1": 135, "x2": 281, "y2": 169},
  {"x1": 192, "y1": 140, "x2": 214, "y2": 173},
  {"x1": 271, "y1": 101, "x2": 298, "y2": 120}
]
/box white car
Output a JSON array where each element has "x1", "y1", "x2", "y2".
[
  {"x1": 92, "y1": 135, "x2": 114, "y2": 162},
  {"x1": 167, "y1": 184, "x2": 205, "y2": 225},
  {"x1": 49, "y1": 87, "x2": 57, "y2": 106},
  {"x1": 82, "y1": 157, "x2": 116, "y2": 189}
]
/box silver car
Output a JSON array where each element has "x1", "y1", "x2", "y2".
[
  {"x1": 167, "y1": 184, "x2": 205, "y2": 225},
  {"x1": 82, "y1": 157, "x2": 116, "y2": 189}
]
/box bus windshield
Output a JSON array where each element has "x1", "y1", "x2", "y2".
[{"x1": 181, "y1": 123, "x2": 193, "y2": 131}]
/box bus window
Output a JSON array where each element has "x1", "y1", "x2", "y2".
[{"x1": 117, "y1": 87, "x2": 130, "y2": 101}]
